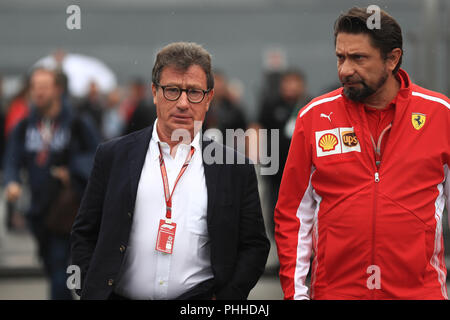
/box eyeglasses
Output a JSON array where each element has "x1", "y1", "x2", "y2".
[{"x1": 156, "y1": 83, "x2": 211, "y2": 104}]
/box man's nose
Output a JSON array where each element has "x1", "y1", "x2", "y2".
[
  {"x1": 339, "y1": 60, "x2": 355, "y2": 79},
  {"x1": 176, "y1": 91, "x2": 190, "y2": 109}
]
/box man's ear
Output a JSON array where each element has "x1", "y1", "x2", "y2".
[
  {"x1": 205, "y1": 88, "x2": 214, "y2": 112},
  {"x1": 151, "y1": 83, "x2": 158, "y2": 105},
  {"x1": 386, "y1": 48, "x2": 402, "y2": 73}
]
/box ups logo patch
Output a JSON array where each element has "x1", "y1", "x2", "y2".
[{"x1": 342, "y1": 131, "x2": 359, "y2": 147}]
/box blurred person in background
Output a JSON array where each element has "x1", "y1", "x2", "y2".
[
  {"x1": 275, "y1": 7, "x2": 450, "y2": 300},
  {"x1": 203, "y1": 70, "x2": 247, "y2": 144},
  {"x1": 76, "y1": 81, "x2": 104, "y2": 134},
  {"x1": 257, "y1": 68, "x2": 311, "y2": 235},
  {"x1": 0, "y1": 120, "x2": 4, "y2": 173},
  {"x1": 122, "y1": 78, "x2": 157, "y2": 135},
  {"x1": 101, "y1": 87, "x2": 125, "y2": 140},
  {"x1": 0, "y1": 75, "x2": 4, "y2": 170},
  {"x1": 3, "y1": 77, "x2": 30, "y2": 231},
  {"x1": 3, "y1": 67, "x2": 100, "y2": 299},
  {"x1": 4, "y1": 77, "x2": 30, "y2": 138},
  {"x1": 0, "y1": 113, "x2": 3, "y2": 171}
]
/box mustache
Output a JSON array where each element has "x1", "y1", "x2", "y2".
[
  {"x1": 341, "y1": 76, "x2": 363, "y2": 84},
  {"x1": 341, "y1": 78, "x2": 371, "y2": 89}
]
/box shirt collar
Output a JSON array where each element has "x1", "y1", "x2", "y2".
[{"x1": 150, "y1": 118, "x2": 201, "y2": 161}]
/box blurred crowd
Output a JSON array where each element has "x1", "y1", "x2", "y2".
[{"x1": 0, "y1": 52, "x2": 318, "y2": 299}]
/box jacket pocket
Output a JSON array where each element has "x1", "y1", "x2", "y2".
[
  {"x1": 376, "y1": 193, "x2": 429, "y2": 289},
  {"x1": 376, "y1": 222, "x2": 427, "y2": 289},
  {"x1": 323, "y1": 224, "x2": 371, "y2": 290}
]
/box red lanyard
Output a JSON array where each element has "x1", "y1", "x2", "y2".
[
  {"x1": 35, "y1": 119, "x2": 57, "y2": 167},
  {"x1": 158, "y1": 142, "x2": 195, "y2": 221}
]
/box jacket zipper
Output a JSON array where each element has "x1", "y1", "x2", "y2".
[
  {"x1": 371, "y1": 171, "x2": 380, "y2": 299},
  {"x1": 355, "y1": 103, "x2": 389, "y2": 298},
  {"x1": 369, "y1": 125, "x2": 389, "y2": 298},
  {"x1": 374, "y1": 172, "x2": 380, "y2": 182},
  {"x1": 370, "y1": 126, "x2": 390, "y2": 298}
]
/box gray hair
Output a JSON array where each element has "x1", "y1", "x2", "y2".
[{"x1": 152, "y1": 42, "x2": 214, "y2": 90}]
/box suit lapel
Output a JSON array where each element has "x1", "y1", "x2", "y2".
[
  {"x1": 127, "y1": 125, "x2": 153, "y2": 212},
  {"x1": 202, "y1": 138, "x2": 222, "y2": 225}
]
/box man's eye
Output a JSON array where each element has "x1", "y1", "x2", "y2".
[
  {"x1": 166, "y1": 87, "x2": 179, "y2": 94},
  {"x1": 189, "y1": 89, "x2": 202, "y2": 95}
]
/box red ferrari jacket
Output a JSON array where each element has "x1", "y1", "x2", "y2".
[{"x1": 275, "y1": 69, "x2": 450, "y2": 300}]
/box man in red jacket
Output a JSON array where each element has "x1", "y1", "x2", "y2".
[{"x1": 275, "y1": 7, "x2": 450, "y2": 299}]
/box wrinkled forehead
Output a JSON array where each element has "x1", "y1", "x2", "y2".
[
  {"x1": 335, "y1": 32, "x2": 379, "y2": 55},
  {"x1": 159, "y1": 64, "x2": 208, "y2": 87}
]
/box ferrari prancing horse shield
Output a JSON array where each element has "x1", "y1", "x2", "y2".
[{"x1": 412, "y1": 113, "x2": 426, "y2": 130}]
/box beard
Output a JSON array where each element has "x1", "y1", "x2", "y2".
[
  {"x1": 33, "y1": 96, "x2": 54, "y2": 114},
  {"x1": 342, "y1": 70, "x2": 388, "y2": 102}
]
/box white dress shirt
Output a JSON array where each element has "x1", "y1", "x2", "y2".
[{"x1": 115, "y1": 120, "x2": 213, "y2": 299}]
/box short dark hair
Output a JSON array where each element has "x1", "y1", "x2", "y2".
[
  {"x1": 282, "y1": 68, "x2": 306, "y2": 83},
  {"x1": 334, "y1": 7, "x2": 403, "y2": 74},
  {"x1": 152, "y1": 42, "x2": 214, "y2": 90}
]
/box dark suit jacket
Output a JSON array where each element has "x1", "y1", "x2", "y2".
[{"x1": 70, "y1": 124, "x2": 270, "y2": 300}]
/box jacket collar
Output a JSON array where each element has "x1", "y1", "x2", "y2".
[
  {"x1": 201, "y1": 137, "x2": 222, "y2": 225},
  {"x1": 341, "y1": 68, "x2": 412, "y2": 110},
  {"x1": 126, "y1": 125, "x2": 153, "y2": 212},
  {"x1": 340, "y1": 69, "x2": 414, "y2": 169}
]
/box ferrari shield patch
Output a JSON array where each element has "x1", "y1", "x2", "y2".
[{"x1": 411, "y1": 113, "x2": 426, "y2": 130}]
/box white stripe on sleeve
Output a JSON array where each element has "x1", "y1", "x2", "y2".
[{"x1": 294, "y1": 166, "x2": 321, "y2": 300}]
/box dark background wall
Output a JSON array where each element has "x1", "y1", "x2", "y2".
[{"x1": 0, "y1": 0, "x2": 448, "y2": 120}]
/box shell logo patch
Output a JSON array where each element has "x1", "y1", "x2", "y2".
[
  {"x1": 315, "y1": 127, "x2": 361, "y2": 158},
  {"x1": 318, "y1": 133, "x2": 338, "y2": 151},
  {"x1": 412, "y1": 113, "x2": 426, "y2": 130}
]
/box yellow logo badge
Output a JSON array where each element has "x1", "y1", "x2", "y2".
[
  {"x1": 318, "y1": 133, "x2": 338, "y2": 152},
  {"x1": 412, "y1": 113, "x2": 426, "y2": 130}
]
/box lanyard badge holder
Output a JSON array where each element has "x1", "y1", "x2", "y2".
[
  {"x1": 155, "y1": 219, "x2": 177, "y2": 254},
  {"x1": 155, "y1": 143, "x2": 195, "y2": 254}
]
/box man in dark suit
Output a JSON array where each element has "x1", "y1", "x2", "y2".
[{"x1": 70, "y1": 42, "x2": 270, "y2": 300}]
